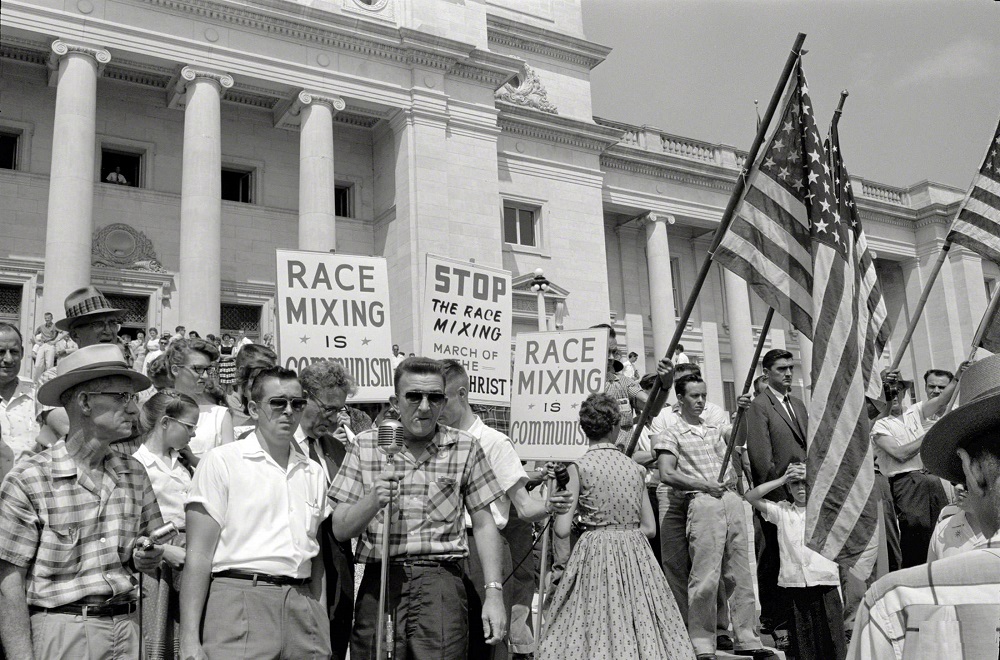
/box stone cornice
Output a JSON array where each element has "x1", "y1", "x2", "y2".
[
  {"x1": 486, "y1": 15, "x2": 611, "y2": 70},
  {"x1": 498, "y1": 102, "x2": 622, "y2": 153},
  {"x1": 601, "y1": 147, "x2": 740, "y2": 193}
]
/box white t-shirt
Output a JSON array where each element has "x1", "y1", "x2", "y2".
[
  {"x1": 133, "y1": 444, "x2": 192, "y2": 529},
  {"x1": 758, "y1": 499, "x2": 840, "y2": 588},
  {"x1": 187, "y1": 434, "x2": 330, "y2": 578},
  {"x1": 871, "y1": 412, "x2": 923, "y2": 476},
  {"x1": 190, "y1": 405, "x2": 230, "y2": 458},
  {"x1": 650, "y1": 401, "x2": 729, "y2": 436},
  {"x1": 462, "y1": 416, "x2": 528, "y2": 530}
]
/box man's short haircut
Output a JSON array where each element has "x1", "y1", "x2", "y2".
[
  {"x1": 440, "y1": 359, "x2": 470, "y2": 390},
  {"x1": 175, "y1": 326, "x2": 185, "y2": 333},
  {"x1": 579, "y1": 392, "x2": 621, "y2": 440},
  {"x1": 674, "y1": 363, "x2": 701, "y2": 379},
  {"x1": 923, "y1": 368, "x2": 955, "y2": 383},
  {"x1": 638, "y1": 373, "x2": 658, "y2": 392},
  {"x1": 394, "y1": 356, "x2": 445, "y2": 393},
  {"x1": 960, "y1": 432, "x2": 1000, "y2": 485},
  {"x1": 300, "y1": 359, "x2": 358, "y2": 397},
  {"x1": 628, "y1": 351, "x2": 638, "y2": 359},
  {"x1": 762, "y1": 349, "x2": 794, "y2": 371},
  {"x1": 0, "y1": 322, "x2": 24, "y2": 344},
  {"x1": 675, "y1": 344, "x2": 685, "y2": 353},
  {"x1": 675, "y1": 373, "x2": 705, "y2": 398},
  {"x1": 249, "y1": 366, "x2": 299, "y2": 404},
  {"x1": 590, "y1": 323, "x2": 616, "y2": 339}
]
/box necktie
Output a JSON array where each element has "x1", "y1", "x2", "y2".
[{"x1": 784, "y1": 396, "x2": 798, "y2": 423}]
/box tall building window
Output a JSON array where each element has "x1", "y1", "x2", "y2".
[
  {"x1": 335, "y1": 184, "x2": 353, "y2": 218},
  {"x1": 0, "y1": 133, "x2": 18, "y2": 170},
  {"x1": 221, "y1": 167, "x2": 254, "y2": 203},
  {"x1": 101, "y1": 148, "x2": 142, "y2": 187},
  {"x1": 503, "y1": 202, "x2": 539, "y2": 247}
]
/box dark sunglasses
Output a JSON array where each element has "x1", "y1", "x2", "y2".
[
  {"x1": 402, "y1": 391, "x2": 446, "y2": 405},
  {"x1": 265, "y1": 397, "x2": 308, "y2": 413}
]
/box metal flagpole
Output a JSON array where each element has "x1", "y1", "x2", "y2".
[{"x1": 624, "y1": 32, "x2": 808, "y2": 456}]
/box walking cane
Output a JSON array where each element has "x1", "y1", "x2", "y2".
[{"x1": 375, "y1": 421, "x2": 404, "y2": 659}]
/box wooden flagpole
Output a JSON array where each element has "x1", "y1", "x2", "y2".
[{"x1": 624, "y1": 32, "x2": 808, "y2": 456}]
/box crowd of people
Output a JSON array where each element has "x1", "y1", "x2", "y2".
[{"x1": 0, "y1": 284, "x2": 997, "y2": 660}]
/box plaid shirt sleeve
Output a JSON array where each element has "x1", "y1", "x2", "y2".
[
  {"x1": 138, "y1": 470, "x2": 164, "y2": 536},
  {"x1": 461, "y1": 441, "x2": 503, "y2": 515},
  {"x1": 0, "y1": 468, "x2": 40, "y2": 567},
  {"x1": 328, "y1": 438, "x2": 367, "y2": 507},
  {"x1": 652, "y1": 426, "x2": 680, "y2": 457}
]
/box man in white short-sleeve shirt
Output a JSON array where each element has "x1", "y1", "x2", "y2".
[
  {"x1": 180, "y1": 367, "x2": 331, "y2": 660},
  {"x1": 439, "y1": 360, "x2": 571, "y2": 660}
]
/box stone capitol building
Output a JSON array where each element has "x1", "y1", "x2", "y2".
[{"x1": 0, "y1": 0, "x2": 991, "y2": 409}]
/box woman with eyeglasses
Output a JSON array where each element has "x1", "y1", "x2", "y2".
[
  {"x1": 165, "y1": 338, "x2": 235, "y2": 458},
  {"x1": 135, "y1": 388, "x2": 199, "y2": 659}
]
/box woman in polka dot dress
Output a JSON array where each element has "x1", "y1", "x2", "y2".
[{"x1": 538, "y1": 392, "x2": 695, "y2": 660}]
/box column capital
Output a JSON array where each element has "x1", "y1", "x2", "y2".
[
  {"x1": 298, "y1": 90, "x2": 346, "y2": 112},
  {"x1": 273, "y1": 90, "x2": 346, "y2": 131},
  {"x1": 48, "y1": 40, "x2": 111, "y2": 85},
  {"x1": 168, "y1": 67, "x2": 234, "y2": 109},
  {"x1": 637, "y1": 211, "x2": 675, "y2": 227}
]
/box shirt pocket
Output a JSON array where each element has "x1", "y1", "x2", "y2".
[
  {"x1": 36, "y1": 524, "x2": 81, "y2": 577},
  {"x1": 426, "y1": 481, "x2": 460, "y2": 523}
]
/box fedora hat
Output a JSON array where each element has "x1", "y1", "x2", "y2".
[
  {"x1": 55, "y1": 286, "x2": 124, "y2": 331},
  {"x1": 37, "y1": 344, "x2": 150, "y2": 406},
  {"x1": 922, "y1": 355, "x2": 1000, "y2": 484}
]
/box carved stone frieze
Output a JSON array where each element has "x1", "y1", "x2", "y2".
[
  {"x1": 496, "y1": 66, "x2": 557, "y2": 114},
  {"x1": 92, "y1": 223, "x2": 167, "y2": 272}
]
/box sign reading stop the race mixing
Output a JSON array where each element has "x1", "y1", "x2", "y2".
[
  {"x1": 421, "y1": 254, "x2": 512, "y2": 406},
  {"x1": 509, "y1": 328, "x2": 608, "y2": 462},
  {"x1": 275, "y1": 249, "x2": 394, "y2": 402}
]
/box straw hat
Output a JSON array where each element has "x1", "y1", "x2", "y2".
[
  {"x1": 55, "y1": 286, "x2": 124, "y2": 331},
  {"x1": 37, "y1": 344, "x2": 150, "y2": 406},
  {"x1": 921, "y1": 354, "x2": 1000, "y2": 484}
]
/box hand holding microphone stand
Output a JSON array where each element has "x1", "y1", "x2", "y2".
[{"x1": 375, "y1": 419, "x2": 404, "y2": 660}]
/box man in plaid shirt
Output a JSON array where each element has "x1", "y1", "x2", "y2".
[
  {"x1": 0, "y1": 344, "x2": 164, "y2": 659},
  {"x1": 330, "y1": 357, "x2": 507, "y2": 660}
]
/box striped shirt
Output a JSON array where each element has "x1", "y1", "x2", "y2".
[
  {"x1": 328, "y1": 425, "x2": 502, "y2": 564},
  {"x1": 849, "y1": 548, "x2": 1000, "y2": 660},
  {"x1": 652, "y1": 417, "x2": 734, "y2": 494},
  {"x1": 0, "y1": 440, "x2": 163, "y2": 607}
]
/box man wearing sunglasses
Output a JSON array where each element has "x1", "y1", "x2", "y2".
[
  {"x1": 0, "y1": 344, "x2": 163, "y2": 659},
  {"x1": 330, "y1": 357, "x2": 507, "y2": 660},
  {"x1": 181, "y1": 366, "x2": 332, "y2": 659}
]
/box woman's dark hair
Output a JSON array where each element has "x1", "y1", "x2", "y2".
[
  {"x1": 579, "y1": 393, "x2": 621, "y2": 440},
  {"x1": 139, "y1": 389, "x2": 199, "y2": 435},
  {"x1": 235, "y1": 344, "x2": 279, "y2": 414}
]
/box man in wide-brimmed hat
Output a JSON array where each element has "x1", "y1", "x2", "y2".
[
  {"x1": 848, "y1": 354, "x2": 1000, "y2": 660},
  {"x1": 0, "y1": 344, "x2": 165, "y2": 659}
]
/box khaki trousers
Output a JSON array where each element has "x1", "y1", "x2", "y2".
[{"x1": 30, "y1": 609, "x2": 139, "y2": 659}]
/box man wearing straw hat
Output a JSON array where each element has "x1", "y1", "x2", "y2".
[
  {"x1": 0, "y1": 344, "x2": 164, "y2": 659},
  {"x1": 848, "y1": 354, "x2": 1000, "y2": 659}
]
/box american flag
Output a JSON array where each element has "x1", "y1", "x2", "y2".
[
  {"x1": 714, "y1": 61, "x2": 882, "y2": 576},
  {"x1": 947, "y1": 116, "x2": 1000, "y2": 263}
]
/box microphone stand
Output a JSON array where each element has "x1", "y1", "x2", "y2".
[{"x1": 375, "y1": 455, "x2": 395, "y2": 660}]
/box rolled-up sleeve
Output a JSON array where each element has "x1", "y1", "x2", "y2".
[{"x1": 0, "y1": 470, "x2": 40, "y2": 567}]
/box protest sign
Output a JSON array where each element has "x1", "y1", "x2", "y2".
[
  {"x1": 421, "y1": 254, "x2": 512, "y2": 406},
  {"x1": 275, "y1": 249, "x2": 394, "y2": 401},
  {"x1": 509, "y1": 328, "x2": 608, "y2": 462}
]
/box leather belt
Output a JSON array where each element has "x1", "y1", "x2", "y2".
[
  {"x1": 213, "y1": 569, "x2": 310, "y2": 586},
  {"x1": 390, "y1": 556, "x2": 461, "y2": 567},
  {"x1": 29, "y1": 600, "x2": 137, "y2": 617}
]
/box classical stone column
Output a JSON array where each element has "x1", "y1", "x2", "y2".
[
  {"x1": 297, "y1": 91, "x2": 345, "y2": 252},
  {"x1": 640, "y1": 212, "x2": 676, "y2": 360},
  {"x1": 723, "y1": 269, "x2": 755, "y2": 387},
  {"x1": 178, "y1": 67, "x2": 233, "y2": 333},
  {"x1": 42, "y1": 40, "x2": 110, "y2": 312}
]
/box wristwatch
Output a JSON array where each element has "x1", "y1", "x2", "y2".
[{"x1": 484, "y1": 581, "x2": 503, "y2": 592}]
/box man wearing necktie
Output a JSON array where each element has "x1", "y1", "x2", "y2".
[
  {"x1": 297, "y1": 360, "x2": 363, "y2": 660},
  {"x1": 742, "y1": 348, "x2": 808, "y2": 642}
]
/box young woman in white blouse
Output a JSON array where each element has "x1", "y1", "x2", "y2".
[{"x1": 164, "y1": 338, "x2": 235, "y2": 457}]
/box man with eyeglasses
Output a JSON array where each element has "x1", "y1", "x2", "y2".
[
  {"x1": 180, "y1": 366, "x2": 332, "y2": 659},
  {"x1": 297, "y1": 360, "x2": 374, "y2": 660},
  {"x1": 0, "y1": 344, "x2": 164, "y2": 659},
  {"x1": 330, "y1": 357, "x2": 507, "y2": 660}
]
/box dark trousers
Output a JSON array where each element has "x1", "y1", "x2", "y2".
[
  {"x1": 464, "y1": 532, "x2": 514, "y2": 660},
  {"x1": 788, "y1": 585, "x2": 846, "y2": 660},
  {"x1": 756, "y1": 515, "x2": 790, "y2": 630},
  {"x1": 351, "y1": 562, "x2": 468, "y2": 660},
  {"x1": 500, "y1": 511, "x2": 536, "y2": 654},
  {"x1": 890, "y1": 470, "x2": 948, "y2": 568}
]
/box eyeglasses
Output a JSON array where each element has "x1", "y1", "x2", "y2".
[
  {"x1": 402, "y1": 391, "x2": 447, "y2": 406},
  {"x1": 79, "y1": 319, "x2": 122, "y2": 332},
  {"x1": 183, "y1": 364, "x2": 218, "y2": 378},
  {"x1": 84, "y1": 391, "x2": 139, "y2": 405},
  {"x1": 306, "y1": 392, "x2": 346, "y2": 417},
  {"x1": 265, "y1": 397, "x2": 308, "y2": 413},
  {"x1": 164, "y1": 416, "x2": 198, "y2": 434}
]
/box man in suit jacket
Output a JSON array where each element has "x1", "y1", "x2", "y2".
[
  {"x1": 743, "y1": 348, "x2": 807, "y2": 641},
  {"x1": 298, "y1": 360, "x2": 365, "y2": 660}
]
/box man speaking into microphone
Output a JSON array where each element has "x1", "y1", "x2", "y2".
[{"x1": 329, "y1": 357, "x2": 507, "y2": 659}]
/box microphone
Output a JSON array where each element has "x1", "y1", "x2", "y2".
[
  {"x1": 377, "y1": 418, "x2": 405, "y2": 458},
  {"x1": 552, "y1": 463, "x2": 570, "y2": 492}
]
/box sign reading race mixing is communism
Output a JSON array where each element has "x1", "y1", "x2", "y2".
[
  {"x1": 421, "y1": 254, "x2": 512, "y2": 406},
  {"x1": 509, "y1": 328, "x2": 608, "y2": 462},
  {"x1": 275, "y1": 249, "x2": 394, "y2": 402}
]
